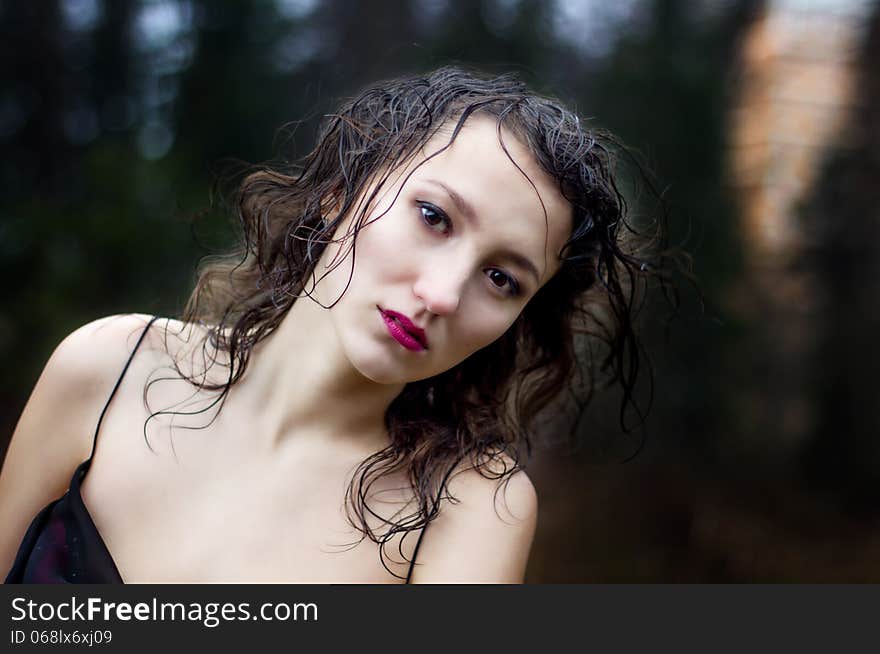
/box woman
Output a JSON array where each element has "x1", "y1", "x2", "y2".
[{"x1": 1, "y1": 67, "x2": 657, "y2": 583}]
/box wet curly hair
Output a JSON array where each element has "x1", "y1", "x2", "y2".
[{"x1": 148, "y1": 66, "x2": 672, "y2": 577}]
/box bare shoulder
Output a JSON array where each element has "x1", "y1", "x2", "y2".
[
  {"x1": 445, "y1": 453, "x2": 538, "y2": 525},
  {"x1": 49, "y1": 313, "x2": 209, "y2": 387},
  {"x1": 49, "y1": 313, "x2": 161, "y2": 384},
  {"x1": 3, "y1": 311, "x2": 173, "y2": 488},
  {"x1": 16, "y1": 313, "x2": 163, "y2": 453},
  {"x1": 408, "y1": 453, "x2": 538, "y2": 584},
  {"x1": 0, "y1": 313, "x2": 166, "y2": 569}
]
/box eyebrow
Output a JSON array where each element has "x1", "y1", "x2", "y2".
[{"x1": 423, "y1": 178, "x2": 542, "y2": 285}]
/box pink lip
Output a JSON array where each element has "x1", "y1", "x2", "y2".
[{"x1": 379, "y1": 307, "x2": 428, "y2": 351}]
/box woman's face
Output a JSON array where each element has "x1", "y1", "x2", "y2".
[{"x1": 314, "y1": 114, "x2": 573, "y2": 384}]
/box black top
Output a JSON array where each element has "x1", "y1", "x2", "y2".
[{"x1": 5, "y1": 316, "x2": 428, "y2": 583}]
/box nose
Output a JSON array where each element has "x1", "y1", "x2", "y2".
[{"x1": 412, "y1": 262, "x2": 467, "y2": 316}]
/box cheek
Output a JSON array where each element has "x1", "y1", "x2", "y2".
[
  {"x1": 447, "y1": 307, "x2": 519, "y2": 361},
  {"x1": 320, "y1": 213, "x2": 411, "y2": 296},
  {"x1": 353, "y1": 213, "x2": 419, "y2": 282}
]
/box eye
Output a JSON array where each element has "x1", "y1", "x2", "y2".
[
  {"x1": 418, "y1": 202, "x2": 452, "y2": 234},
  {"x1": 486, "y1": 268, "x2": 521, "y2": 297}
]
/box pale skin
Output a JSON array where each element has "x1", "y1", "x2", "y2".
[{"x1": 0, "y1": 115, "x2": 573, "y2": 583}]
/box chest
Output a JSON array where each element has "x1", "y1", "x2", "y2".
[{"x1": 79, "y1": 391, "x2": 417, "y2": 583}]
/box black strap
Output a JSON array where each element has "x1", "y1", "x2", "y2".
[
  {"x1": 405, "y1": 458, "x2": 463, "y2": 583},
  {"x1": 405, "y1": 523, "x2": 428, "y2": 584},
  {"x1": 88, "y1": 316, "x2": 160, "y2": 462}
]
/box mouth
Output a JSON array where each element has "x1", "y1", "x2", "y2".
[{"x1": 378, "y1": 306, "x2": 428, "y2": 351}]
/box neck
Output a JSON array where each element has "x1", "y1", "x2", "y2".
[{"x1": 219, "y1": 296, "x2": 403, "y2": 454}]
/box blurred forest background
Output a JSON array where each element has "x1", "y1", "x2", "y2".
[{"x1": 2, "y1": 0, "x2": 879, "y2": 581}]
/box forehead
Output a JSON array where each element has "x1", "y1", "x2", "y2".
[{"x1": 404, "y1": 115, "x2": 573, "y2": 284}]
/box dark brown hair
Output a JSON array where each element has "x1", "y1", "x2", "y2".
[{"x1": 148, "y1": 66, "x2": 669, "y2": 577}]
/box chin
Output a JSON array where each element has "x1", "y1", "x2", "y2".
[
  {"x1": 347, "y1": 348, "x2": 413, "y2": 385},
  {"x1": 339, "y1": 328, "x2": 449, "y2": 386},
  {"x1": 356, "y1": 366, "x2": 404, "y2": 385}
]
